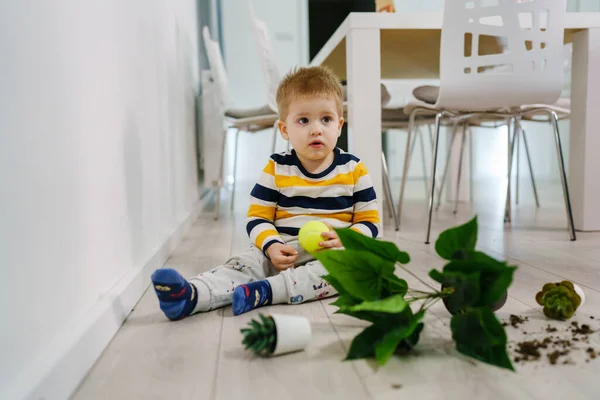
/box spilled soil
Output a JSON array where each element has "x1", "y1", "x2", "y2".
[{"x1": 504, "y1": 314, "x2": 598, "y2": 366}]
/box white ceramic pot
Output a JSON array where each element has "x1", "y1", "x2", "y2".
[
  {"x1": 270, "y1": 314, "x2": 312, "y2": 356},
  {"x1": 573, "y1": 283, "x2": 585, "y2": 308}
]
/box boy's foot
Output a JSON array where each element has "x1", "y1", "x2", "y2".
[
  {"x1": 232, "y1": 280, "x2": 273, "y2": 316},
  {"x1": 151, "y1": 268, "x2": 198, "y2": 321}
]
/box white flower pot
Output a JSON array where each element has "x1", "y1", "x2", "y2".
[
  {"x1": 270, "y1": 314, "x2": 312, "y2": 356},
  {"x1": 573, "y1": 283, "x2": 585, "y2": 308}
]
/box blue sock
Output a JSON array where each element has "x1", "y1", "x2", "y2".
[
  {"x1": 151, "y1": 268, "x2": 198, "y2": 321},
  {"x1": 232, "y1": 280, "x2": 273, "y2": 316}
]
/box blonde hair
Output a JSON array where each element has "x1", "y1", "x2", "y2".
[{"x1": 276, "y1": 66, "x2": 343, "y2": 120}]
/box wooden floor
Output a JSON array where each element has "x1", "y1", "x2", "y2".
[{"x1": 73, "y1": 177, "x2": 600, "y2": 400}]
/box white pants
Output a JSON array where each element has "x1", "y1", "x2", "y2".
[{"x1": 188, "y1": 240, "x2": 337, "y2": 312}]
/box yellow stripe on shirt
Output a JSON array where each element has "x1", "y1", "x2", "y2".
[
  {"x1": 276, "y1": 210, "x2": 354, "y2": 223},
  {"x1": 255, "y1": 229, "x2": 280, "y2": 247},
  {"x1": 353, "y1": 210, "x2": 381, "y2": 224},
  {"x1": 275, "y1": 171, "x2": 354, "y2": 188},
  {"x1": 247, "y1": 204, "x2": 276, "y2": 221}
]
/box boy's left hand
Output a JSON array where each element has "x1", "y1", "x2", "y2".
[{"x1": 318, "y1": 229, "x2": 342, "y2": 250}]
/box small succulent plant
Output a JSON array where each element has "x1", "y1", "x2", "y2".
[
  {"x1": 535, "y1": 281, "x2": 582, "y2": 320},
  {"x1": 240, "y1": 314, "x2": 277, "y2": 356}
]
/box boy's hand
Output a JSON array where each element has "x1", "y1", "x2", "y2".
[
  {"x1": 318, "y1": 228, "x2": 342, "y2": 250},
  {"x1": 267, "y1": 243, "x2": 299, "y2": 271}
]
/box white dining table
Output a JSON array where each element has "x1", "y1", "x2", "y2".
[{"x1": 310, "y1": 12, "x2": 600, "y2": 232}]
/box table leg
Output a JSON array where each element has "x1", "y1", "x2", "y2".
[
  {"x1": 569, "y1": 28, "x2": 600, "y2": 231},
  {"x1": 346, "y1": 28, "x2": 383, "y2": 220}
]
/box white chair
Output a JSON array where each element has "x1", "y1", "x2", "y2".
[
  {"x1": 428, "y1": 44, "x2": 573, "y2": 214},
  {"x1": 403, "y1": 0, "x2": 575, "y2": 243},
  {"x1": 202, "y1": 27, "x2": 279, "y2": 216}
]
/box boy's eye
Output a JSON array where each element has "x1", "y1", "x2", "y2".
[
  {"x1": 298, "y1": 118, "x2": 309, "y2": 124},
  {"x1": 322, "y1": 116, "x2": 332, "y2": 123}
]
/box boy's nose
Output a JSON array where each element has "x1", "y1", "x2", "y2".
[{"x1": 310, "y1": 124, "x2": 322, "y2": 135}]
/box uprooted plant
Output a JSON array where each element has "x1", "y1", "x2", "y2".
[{"x1": 311, "y1": 216, "x2": 517, "y2": 371}]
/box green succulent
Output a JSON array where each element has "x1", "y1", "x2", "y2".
[
  {"x1": 535, "y1": 281, "x2": 582, "y2": 320},
  {"x1": 240, "y1": 314, "x2": 277, "y2": 356}
]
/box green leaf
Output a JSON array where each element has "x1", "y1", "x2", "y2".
[
  {"x1": 334, "y1": 308, "x2": 379, "y2": 323},
  {"x1": 329, "y1": 295, "x2": 361, "y2": 309},
  {"x1": 349, "y1": 294, "x2": 408, "y2": 314},
  {"x1": 334, "y1": 228, "x2": 410, "y2": 264},
  {"x1": 444, "y1": 255, "x2": 516, "y2": 307},
  {"x1": 479, "y1": 266, "x2": 515, "y2": 306},
  {"x1": 314, "y1": 249, "x2": 395, "y2": 301},
  {"x1": 429, "y1": 268, "x2": 481, "y2": 313},
  {"x1": 374, "y1": 311, "x2": 425, "y2": 365},
  {"x1": 382, "y1": 275, "x2": 408, "y2": 296},
  {"x1": 431, "y1": 251, "x2": 516, "y2": 310},
  {"x1": 322, "y1": 274, "x2": 362, "y2": 304},
  {"x1": 450, "y1": 307, "x2": 514, "y2": 371},
  {"x1": 345, "y1": 308, "x2": 423, "y2": 364},
  {"x1": 435, "y1": 216, "x2": 478, "y2": 260}
]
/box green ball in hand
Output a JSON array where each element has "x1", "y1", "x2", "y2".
[{"x1": 298, "y1": 221, "x2": 330, "y2": 253}]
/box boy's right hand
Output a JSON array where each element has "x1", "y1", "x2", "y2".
[{"x1": 267, "y1": 243, "x2": 298, "y2": 271}]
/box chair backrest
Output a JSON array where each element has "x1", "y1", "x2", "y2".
[
  {"x1": 247, "y1": 0, "x2": 281, "y2": 113},
  {"x1": 435, "y1": 0, "x2": 567, "y2": 110},
  {"x1": 202, "y1": 26, "x2": 230, "y2": 111}
]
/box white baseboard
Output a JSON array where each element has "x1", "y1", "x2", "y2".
[{"x1": 4, "y1": 197, "x2": 209, "y2": 400}]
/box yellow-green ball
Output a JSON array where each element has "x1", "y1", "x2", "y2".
[{"x1": 298, "y1": 221, "x2": 330, "y2": 252}]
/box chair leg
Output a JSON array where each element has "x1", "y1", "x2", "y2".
[
  {"x1": 518, "y1": 123, "x2": 540, "y2": 208},
  {"x1": 230, "y1": 128, "x2": 240, "y2": 212},
  {"x1": 397, "y1": 120, "x2": 416, "y2": 226},
  {"x1": 453, "y1": 122, "x2": 468, "y2": 214},
  {"x1": 418, "y1": 126, "x2": 429, "y2": 196},
  {"x1": 382, "y1": 151, "x2": 399, "y2": 231},
  {"x1": 516, "y1": 121, "x2": 521, "y2": 205},
  {"x1": 546, "y1": 110, "x2": 576, "y2": 241},
  {"x1": 271, "y1": 121, "x2": 278, "y2": 154},
  {"x1": 504, "y1": 119, "x2": 518, "y2": 223},
  {"x1": 426, "y1": 112, "x2": 444, "y2": 244},
  {"x1": 436, "y1": 120, "x2": 460, "y2": 211},
  {"x1": 468, "y1": 126, "x2": 474, "y2": 204}
]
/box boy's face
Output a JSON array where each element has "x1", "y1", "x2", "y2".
[{"x1": 278, "y1": 96, "x2": 343, "y2": 165}]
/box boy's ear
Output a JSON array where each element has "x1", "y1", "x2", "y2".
[
  {"x1": 337, "y1": 117, "x2": 344, "y2": 136},
  {"x1": 278, "y1": 120, "x2": 289, "y2": 140}
]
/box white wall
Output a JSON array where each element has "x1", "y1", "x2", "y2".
[{"x1": 0, "y1": 1, "x2": 201, "y2": 398}]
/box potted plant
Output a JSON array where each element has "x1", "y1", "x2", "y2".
[
  {"x1": 535, "y1": 280, "x2": 585, "y2": 320},
  {"x1": 241, "y1": 313, "x2": 312, "y2": 357},
  {"x1": 310, "y1": 216, "x2": 518, "y2": 371}
]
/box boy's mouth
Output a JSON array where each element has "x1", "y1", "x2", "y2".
[{"x1": 309, "y1": 140, "x2": 324, "y2": 148}]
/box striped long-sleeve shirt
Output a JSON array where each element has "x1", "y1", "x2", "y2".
[{"x1": 246, "y1": 147, "x2": 381, "y2": 254}]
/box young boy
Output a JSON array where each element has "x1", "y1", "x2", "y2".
[{"x1": 150, "y1": 65, "x2": 380, "y2": 320}]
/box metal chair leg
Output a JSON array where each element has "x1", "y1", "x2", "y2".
[
  {"x1": 546, "y1": 110, "x2": 576, "y2": 241},
  {"x1": 425, "y1": 112, "x2": 444, "y2": 244},
  {"x1": 436, "y1": 120, "x2": 460, "y2": 211},
  {"x1": 518, "y1": 123, "x2": 540, "y2": 208},
  {"x1": 504, "y1": 119, "x2": 518, "y2": 223},
  {"x1": 468, "y1": 126, "x2": 474, "y2": 204},
  {"x1": 516, "y1": 120, "x2": 521, "y2": 205},
  {"x1": 397, "y1": 118, "x2": 416, "y2": 226},
  {"x1": 382, "y1": 151, "x2": 399, "y2": 231},
  {"x1": 230, "y1": 128, "x2": 240, "y2": 212},
  {"x1": 453, "y1": 122, "x2": 468, "y2": 214},
  {"x1": 418, "y1": 126, "x2": 428, "y2": 195}
]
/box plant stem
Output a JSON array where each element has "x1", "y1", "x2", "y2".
[{"x1": 398, "y1": 264, "x2": 438, "y2": 292}]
